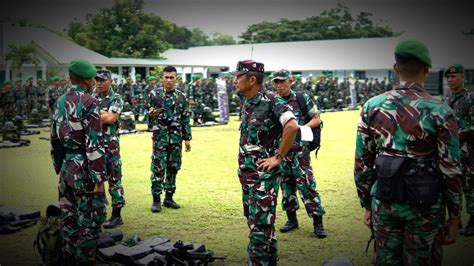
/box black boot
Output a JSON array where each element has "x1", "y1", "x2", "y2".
[
  {"x1": 280, "y1": 211, "x2": 298, "y2": 233},
  {"x1": 151, "y1": 194, "x2": 161, "y2": 213},
  {"x1": 313, "y1": 215, "x2": 327, "y2": 239},
  {"x1": 459, "y1": 215, "x2": 474, "y2": 236},
  {"x1": 103, "y1": 207, "x2": 124, "y2": 229},
  {"x1": 163, "y1": 192, "x2": 181, "y2": 209}
]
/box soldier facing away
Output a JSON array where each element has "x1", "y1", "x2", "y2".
[
  {"x1": 354, "y1": 39, "x2": 462, "y2": 265},
  {"x1": 147, "y1": 65, "x2": 192, "y2": 213},
  {"x1": 444, "y1": 64, "x2": 474, "y2": 236},
  {"x1": 94, "y1": 69, "x2": 126, "y2": 229},
  {"x1": 51, "y1": 59, "x2": 107, "y2": 264},
  {"x1": 232, "y1": 60, "x2": 299, "y2": 265}
]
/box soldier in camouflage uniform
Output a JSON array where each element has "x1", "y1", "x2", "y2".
[
  {"x1": 51, "y1": 59, "x2": 106, "y2": 264},
  {"x1": 94, "y1": 69, "x2": 126, "y2": 229},
  {"x1": 1, "y1": 81, "x2": 15, "y2": 122},
  {"x1": 271, "y1": 70, "x2": 327, "y2": 238},
  {"x1": 13, "y1": 80, "x2": 27, "y2": 118},
  {"x1": 444, "y1": 64, "x2": 474, "y2": 236},
  {"x1": 231, "y1": 60, "x2": 299, "y2": 265},
  {"x1": 148, "y1": 65, "x2": 192, "y2": 212},
  {"x1": 188, "y1": 76, "x2": 204, "y2": 125},
  {"x1": 47, "y1": 76, "x2": 61, "y2": 113},
  {"x1": 354, "y1": 40, "x2": 462, "y2": 265}
]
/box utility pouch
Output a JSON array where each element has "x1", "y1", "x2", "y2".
[
  {"x1": 403, "y1": 159, "x2": 440, "y2": 207},
  {"x1": 375, "y1": 155, "x2": 406, "y2": 202}
]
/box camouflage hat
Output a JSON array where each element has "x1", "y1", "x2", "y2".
[
  {"x1": 272, "y1": 69, "x2": 290, "y2": 81},
  {"x1": 394, "y1": 39, "x2": 432, "y2": 67},
  {"x1": 230, "y1": 60, "x2": 264, "y2": 76},
  {"x1": 444, "y1": 64, "x2": 464, "y2": 77},
  {"x1": 68, "y1": 59, "x2": 97, "y2": 79},
  {"x1": 95, "y1": 69, "x2": 112, "y2": 80},
  {"x1": 135, "y1": 73, "x2": 142, "y2": 78}
]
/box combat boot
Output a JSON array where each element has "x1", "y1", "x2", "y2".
[
  {"x1": 313, "y1": 215, "x2": 327, "y2": 239},
  {"x1": 151, "y1": 195, "x2": 161, "y2": 213},
  {"x1": 103, "y1": 207, "x2": 124, "y2": 229},
  {"x1": 459, "y1": 215, "x2": 474, "y2": 236},
  {"x1": 163, "y1": 192, "x2": 181, "y2": 209},
  {"x1": 279, "y1": 211, "x2": 298, "y2": 233}
]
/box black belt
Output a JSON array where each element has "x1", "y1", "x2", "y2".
[{"x1": 64, "y1": 148, "x2": 86, "y2": 154}]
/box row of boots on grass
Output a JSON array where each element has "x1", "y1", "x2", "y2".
[
  {"x1": 459, "y1": 215, "x2": 474, "y2": 236},
  {"x1": 151, "y1": 192, "x2": 181, "y2": 212},
  {"x1": 280, "y1": 210, "x2": 327, "y2": 239}
]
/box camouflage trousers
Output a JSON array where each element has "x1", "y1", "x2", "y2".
[
  {"x1": 105, "y1": 141, "x2": 125, "y2": 208},
  {"x1": 371, "y1": 195, "x2": 445, "y2": 266},
  {"x1": 280, "y1": 147, "x2": 325, "y2": 217},
  {"x1": 239, "y1": 168, "x2": 280, "y2": 265},
  {"x1": 150, "y1": 135, "x2": 182, "y2": 196},
  {"x1": 460, "y1": 140, "x2": 474, "y2": 215},
  {"x1": 58, "y1": 176, "x2": 106, "y2": 263},
  {"x1": 217, "y1": 92, "x2": 229, "y2": 123}
]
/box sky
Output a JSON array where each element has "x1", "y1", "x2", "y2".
[{"x1": 1, "y1": 0, "x2": 473, "y2": 41}]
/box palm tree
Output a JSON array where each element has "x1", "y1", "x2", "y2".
[{"x1": 5, "y1": 44, "x2": 40, "y2": 79}]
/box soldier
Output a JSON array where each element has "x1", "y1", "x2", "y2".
[
  {"x1": 147, "y1": 65, "x2": 191, "y2": 212},
  {"x1": 231, "y1": 60, "x2": 299, "y2": 265},
  {"x1": 271, "y1": 69, "x2": 327, "y2": 238},
  {"x1": 47, "y1": 76, "x2": 61, "y2": 113},
  {"x1": 120, "y1": 77, "x2": 133, "y2": 104},
  {"x1": 51, "y1": 59, "x2": 106, "y2": 264},
  {"x1": 1, "y1": 81, "x2": 15, "y2": 122},
  {"x1": 94, "y1": 69, "x2": 126, "y2": 229},
  {"x1": 444, "y1": 64, "x2": 474, "y2": 236},
  {"x1": 13, "y1": 80, "x2": 27, "y2": 118},
  {"x1": 354, "y1": 40, "x2": 462, "y2": 264}
]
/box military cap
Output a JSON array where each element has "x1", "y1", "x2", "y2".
[
  {"x1": 68, "y1": 59, "x2": 97, "y2": 79},
  {"x1": 15, "y1": 79, "x2": 22, "y2": 84},
  {"x1": 126, "y1": 77, "x2": 132, "y2": 81},
  {"x1": 394, "y1": 39, "x2": 432, "y2": 67},
  {"x1": 444, "y1": 64, "x2": 464, "y2": 77},
  {"x1": 3, "y1": 81, "x2": 11, "y2": 86},
  {"x1": 135, "y1": 73, "x2": 141, "y2": 78},
  {"x1": 147, "y1": 76, "x2": 157, "y2": 81},
  {"x1": 272, "y1": 69, "x2": 291, "y2": 81},
  {"x1": 95, "y1": 69, "x2": 112, "y2": 80},
  {"x1": 50, "y1": 76, "x2": 60, "y2": 82},
  {"x1": 294, "y1": 74, "x2": 302, "y2": 81},
  {"x1": 230, "y1": 60, "x2": 264, "y2": 76},
  {"x1": 192, "y1": 75, "x2": 201, "y2": 81},
  {"x1": 27, "y1": 77, "x2": 33, "y2": 81}
]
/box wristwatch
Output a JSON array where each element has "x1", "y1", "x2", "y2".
[{"x1": 276, "y1": 153, "x2": 284, "y2": 160}]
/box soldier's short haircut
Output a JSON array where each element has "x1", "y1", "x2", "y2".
[
  {"x1": 68, "y1": 71, "x2": 82, "y2": 83},
  {"x1": 245, "y1": 72, "x2": 264, "y2": 85},
  {"x1": 163, "y1": 65, "x2": 177, "y2": 73},
  {"x1": 395, "y1": 54, "x2": 427, "y2": 78}
]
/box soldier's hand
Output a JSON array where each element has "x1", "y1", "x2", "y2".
[
  {"x1": 93, "y1": 182, "x2": 105, "y2": 194},
  {"x1": 185, "y1": 140, "x2": 191, "y2": 152},
  {"x1": 256, "y1": 156, "x2": 281, "y2": 172},
  {"x1": 149, "y1": 107, "x2": 164, "y2": 118},
  {"x1": 364, "y1": 209, "x2": 372, "y2": 228},
  {"x1": 443, "y1": 217, "x2": 460, "y2": 245}
]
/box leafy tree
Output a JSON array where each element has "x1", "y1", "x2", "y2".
[
  {"x1": 5, "y1": 44, "x2": 40, "y2": 78},
  {"x1": 210, "y1": 32, "x2": 236, "y2": 45},
  {"x1": 239, "y1": 4, "x2": 399, "y2": 43}
]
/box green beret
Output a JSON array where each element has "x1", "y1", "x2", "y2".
[
  {"x1": 135, "y1": 73, "x2": 141, "y2": 78},
  {"x1": 126, "y1": 77, "x2": 132, "y2": 81},
  {"x1": 147, "y1": 76, "x2": 157, "y2": 81},
  {"x1": 27, "y1": 77, "x2": 33, "y2": 81},
  {"x1": 192, "y1": 75, "x2": 201, "y2": 81},
  {"x1": 395, "y1": 39, "x2": 432, "y2": 67},
  {"x1": 444, "y1": 64, "x2": 464, "y2": 77},
  {"x1": 68, "y1": 59, "x2": 97, "y2": 79},
  {"x1": 15, "y1": 79, "x2": 22, "y2": 84},
  {"x1": 50, "y1": 76, "x2": 60, "y2": 82},
  {"x1": 3, "y1": 81, "x2": 11, "y2": 86}
]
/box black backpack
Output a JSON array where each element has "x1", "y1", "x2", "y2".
[{"x1": 295, "y1": 92, "x2": 323, "y2": 157}]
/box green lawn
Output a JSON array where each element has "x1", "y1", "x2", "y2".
[{"x1": 0, "y1": 110, "x2": 473, "y2": 265}]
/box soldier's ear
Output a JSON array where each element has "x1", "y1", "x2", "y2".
[{"x1": 393, "y1": 64, "x2": 400, "y2": 75}]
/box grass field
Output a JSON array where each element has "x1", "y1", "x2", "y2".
[{"x1": 0, "y1": 109, "x2": 473, "y2": 265}]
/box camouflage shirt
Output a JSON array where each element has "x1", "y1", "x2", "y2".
[
  {"x1": 147, "y1": 87, "x2": 192, "y2": 144},
  {"x1": 51, "y1": 85, "x2": 106, "y2": 184},
  {"x1": 95, "y1": 88, "x2": 124, "y2": 147},
  {"x1": 354, "y1": 82, "x2": 462, "y2": 217},
  {"x1": 239, "y1": 87, "x2": 295, "y2": 174},
  {"x1": 446, "y1": 88, "x2": 474, "y2": 142}
]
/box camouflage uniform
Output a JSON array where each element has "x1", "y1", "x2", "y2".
[
  {"x1": 238, "y1": 86, "x2": 295, "y2": 265},
  {"x1": 446, "y1": 88, "x2": 474, "y2": 215},
  {"x1": 148, "y1": 86, "x2": 191, "y2": 197},
  {"x1": 279, "y1": 91, "x2": 325, "y2": 217},
  {"x1": 354, "y1": 81, "x2": 463, "y2": 265},
  {"x1": 51, "y1": 85, "x2": 107, "y2": 263},
  {"x1": 96, "y1": 88, "x2": 125, "y2": 208}
]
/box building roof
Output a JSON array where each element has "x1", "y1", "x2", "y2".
[
  {"x1": 162, "y1": 34, "x2": 474, "y2": 72},
  {"x1": 1, "y1": 25, "x2": 226, "y2": 68}
]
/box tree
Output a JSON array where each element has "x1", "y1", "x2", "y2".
[
  {"x1": 239, "y1": 4, "x2": 399, "y2": 43},
  {"x1": 5, "y1": 44, "x2": 40, "y2": 78},
  {"x1": 210, "y1": 32, "x2": 236, "y2": 45}
]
